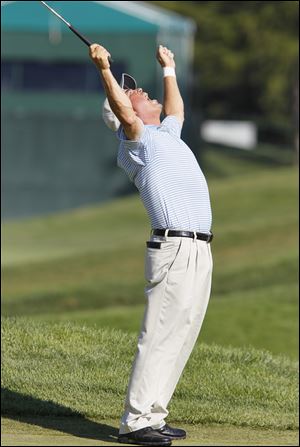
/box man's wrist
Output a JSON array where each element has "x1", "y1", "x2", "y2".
[
  {"x1": 163, "y1": 67, "x2": 176, "y2": 78},
  {"x1": 100, "y1": 67, "x2": 113, "y2": 81},
  {"x1": 100, "y1": 67, "x2": 111, "y2": 73}
]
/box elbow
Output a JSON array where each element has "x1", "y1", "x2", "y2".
[
  {"x1": 117, "y1": 113, "x2": 141, "y2": 130},
  {"x1": 111, "y1": 106, "x2": 136, "y2": 127}
]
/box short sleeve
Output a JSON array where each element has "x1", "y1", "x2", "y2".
[
  {"x1": 160, "y1": 115, "x2": 183, "y2": 138},
  {"x1": 117, "y1": 124, "x2": 153, "y2": 166},
  {"x1": 117, "y1": 124, "x2": 146, "y2": 144}
]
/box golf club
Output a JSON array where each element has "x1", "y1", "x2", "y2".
[{"x1": 40, "y1": 1, "x2": 113, "y2": 61}]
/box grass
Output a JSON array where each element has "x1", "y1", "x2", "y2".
[
  {"x1": 1, "y1": 146, "x2": 299, "y2": 445},
  {"x1": 1, "y1": 164, "x2": 298, "y2": 358},
  {"x1": 201, "y1": 143, "x2": 295, "y2": 179},
  {"x1": 1, "y1": 318, "x2": 298, "y2": 430},
  {"x1": 29, "y1": 282, "x2": 298, "y2": 358},
  {"x1": 2, "y1": 418, "x2": 299, "y2": 446}
]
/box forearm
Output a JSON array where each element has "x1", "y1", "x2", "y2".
[
  {"x1": 163, "y1": 75, "x2": 184, "y2": 118},
  {"x1": 157, "y1": 45, "x2": 184, "y2": 122},
  {"x1": 100, "y1": 68, "x2": 135, "y2": 125}
]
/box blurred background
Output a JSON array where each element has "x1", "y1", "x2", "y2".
[{"x1": 1, "y1": 1, "x2": 299, "y2": 360}]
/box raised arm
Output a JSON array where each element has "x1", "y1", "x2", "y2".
[
  {"x1": 156, "y1": 45, "x2": 184, "y2": 125},
  {"x1": 89, "y1": 44, "x2": 143, "y2": 140}
]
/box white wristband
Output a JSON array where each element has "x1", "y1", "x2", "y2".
[{"x1": 163, "y1": 67, "x2": 176, "y2": 78}]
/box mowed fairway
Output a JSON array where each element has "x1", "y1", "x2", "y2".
[
  {"x1": 2, "y1": 418, "x2": 298, "y2": 446},
  {"x1": 1, "y1": 150, "x2": 299, "y2": 445}
]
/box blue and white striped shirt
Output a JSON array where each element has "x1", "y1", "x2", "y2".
[{"x1": 117, "y1": 115, "x2": 212, "y2": 233}]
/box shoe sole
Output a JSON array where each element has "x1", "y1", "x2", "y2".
[{"x1": 118, "y1": 437, "x2": 172, "y2": 446}]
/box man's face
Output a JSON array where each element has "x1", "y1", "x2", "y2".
[{"x1": 125, "y1": 88, "x2": 162, "y2": 118}]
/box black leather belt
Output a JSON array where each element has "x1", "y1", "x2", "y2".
[{"x1": 152, "y1": 229, "x2": 213, "y2": 243}]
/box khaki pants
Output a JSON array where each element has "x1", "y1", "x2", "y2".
[{"x1": 119, "y1": 234, "x2": 213, "y2": 434}]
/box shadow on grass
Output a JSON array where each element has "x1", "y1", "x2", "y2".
[
  {"x1": 201, "y1": 143, "x2": 295, "y2": 178},
  {"x1": 1, "y1": 387, "x2": 119, "y2": 443}
]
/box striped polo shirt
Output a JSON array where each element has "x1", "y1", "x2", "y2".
[{"x1": 117, "y1": 115, "x2": 212, "y2": 233}]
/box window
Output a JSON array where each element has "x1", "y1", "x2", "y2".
[{"x1": 1, "y1": 59, "x2": 126, "y2": 92}]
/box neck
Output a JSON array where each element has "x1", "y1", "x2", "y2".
[
  {"x1": 142, "y1": 116, "x2": 161, "y2": 125},
  {"x1": 140, "y1": 114, "x2": 160, "y2": 126},
  {"x1": 137, "y1": 110, "x2": 161, "y2": 126}
]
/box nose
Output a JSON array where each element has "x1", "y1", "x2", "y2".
[{"x1": 137, "y1": 88, "x2": 148, "y2": 99}]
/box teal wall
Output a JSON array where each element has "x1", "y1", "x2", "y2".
[
  {"x1": 1, "y1": 110, "x2": 136, "y2": 219},
  {"x1": 1, "y1": 31, "x2": 158, "y2": 219},
  {"x1": 2, "y1": 32, "x2": 158, "y2": 88},
  {"x1": 2, "y1": 1, "x2": 158, "y2": 32},
  {"x1": 1, "y1": 2, "x2": 195, "y2": 220}
]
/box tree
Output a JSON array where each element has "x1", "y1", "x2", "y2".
[{"x1": 151, "y1": 1, "x2": 299, "y2": 148}]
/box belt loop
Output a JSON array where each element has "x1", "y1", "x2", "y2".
[
  {"x1": 165, "y1": 229, "x2": 169, "y2": 239},
  {"x1": 193, "y1": 231, "x2": 197, "y2": 242}
]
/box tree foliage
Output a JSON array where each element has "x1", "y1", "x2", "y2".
[{"x1": 151, "y1": 1, "x2": 299, "y2": 143}]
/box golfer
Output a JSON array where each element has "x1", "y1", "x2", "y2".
[{"x1": 90, "y1": 43, "x2": 213, "y2": 447}]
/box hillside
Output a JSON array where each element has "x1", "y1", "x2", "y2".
[{"x1": 2, "y1": 163, "x2": 298, "y2": 358}]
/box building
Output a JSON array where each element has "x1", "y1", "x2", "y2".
[{"x1": 1, "y1": 1, "x2": 196, "y2": 219}]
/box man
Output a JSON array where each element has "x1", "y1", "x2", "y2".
[{"x1": 89, "y1": 43, "x2": 213, "y2": 447}]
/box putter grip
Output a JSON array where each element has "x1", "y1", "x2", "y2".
[
  {"x1": 69, "y1": 25, "x2": 91, "y2": 46},
  {"x1": 69, "y1": 25, "x2": 113, "y2": 62}
]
